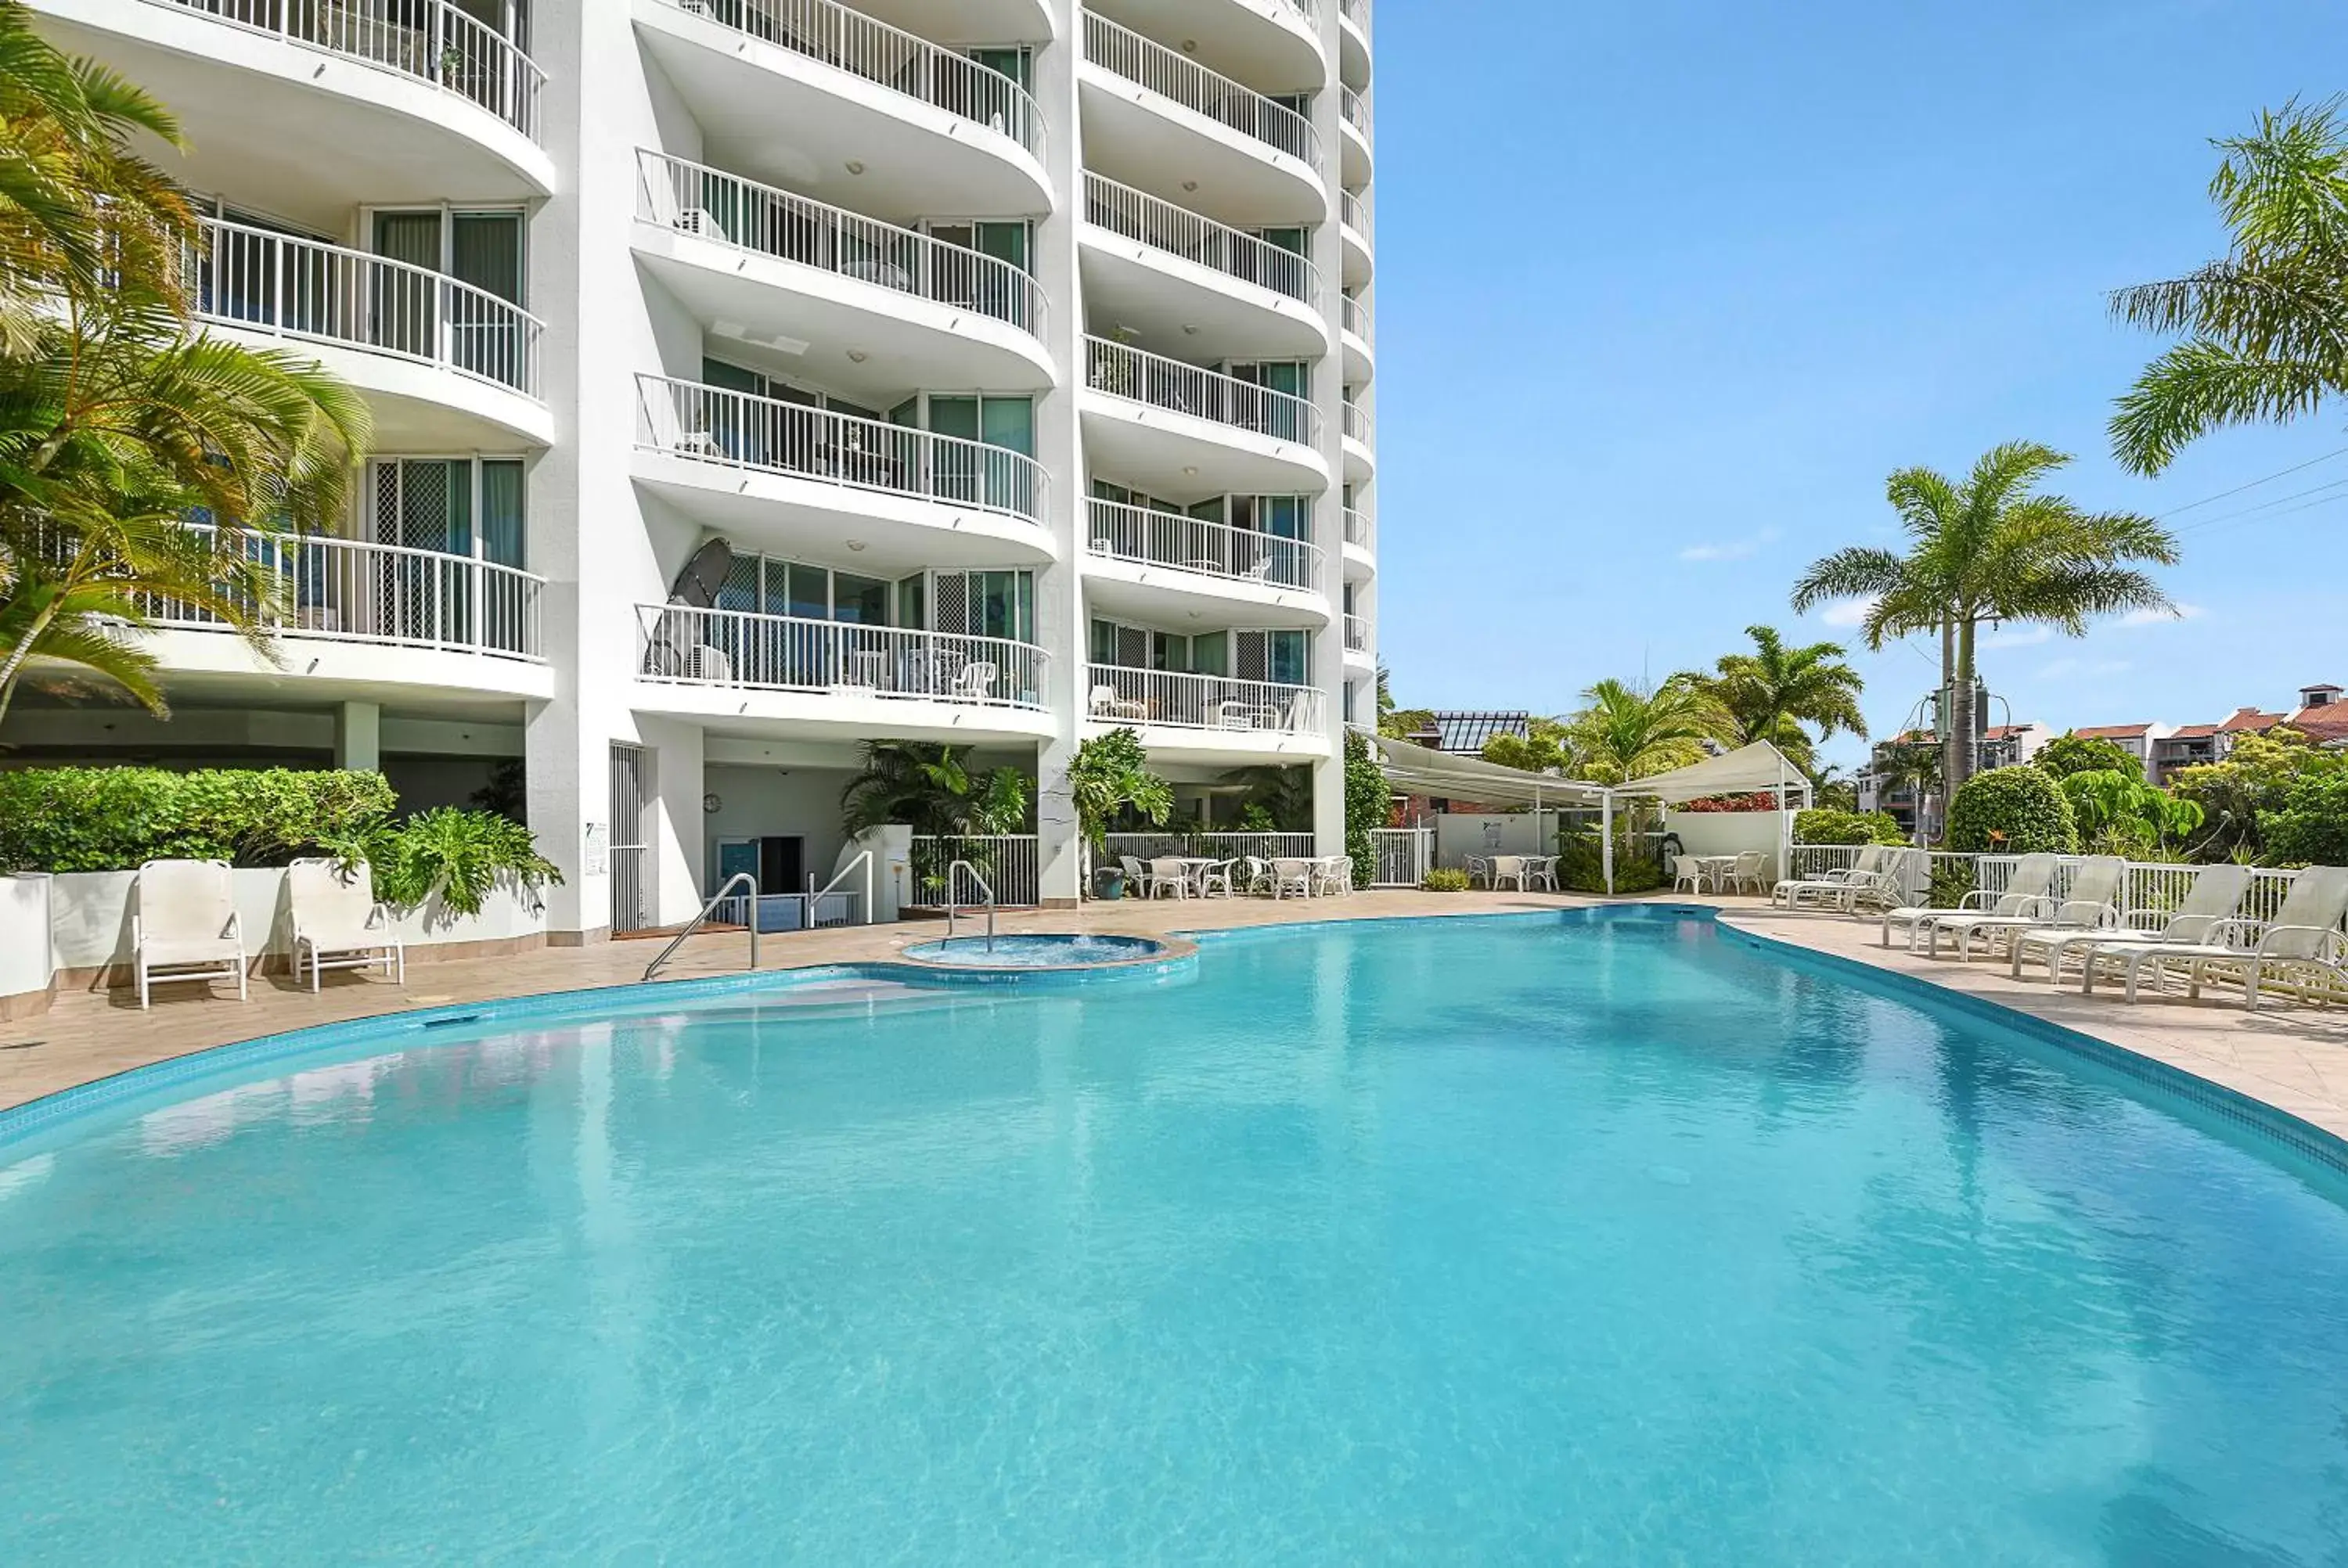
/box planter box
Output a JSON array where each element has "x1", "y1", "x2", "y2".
[{"x1": 0, "y1": 875, "x2": 54, "y2": 1020}]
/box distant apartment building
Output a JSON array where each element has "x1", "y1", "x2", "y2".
[{"x1": 1857, "y1": 722, "x2": 2051, "y2": 836}]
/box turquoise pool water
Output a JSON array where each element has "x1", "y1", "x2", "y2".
[
  {"x1": 4, "y1": 910, "x2": 2347, "y2": 1563},
  {"x1": 901, "y1": 933, "x2": 1169, "y2": 968}
]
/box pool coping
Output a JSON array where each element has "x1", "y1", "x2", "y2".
[{"x1": 4, "y1": 902, "x2": 2343, "y2": 1185}]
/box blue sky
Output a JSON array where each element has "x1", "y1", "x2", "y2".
[{"x1": 1373, "y1": 0, "x2": 2348, "y2": 769}]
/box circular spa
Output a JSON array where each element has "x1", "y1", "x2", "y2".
[
  {"x1": 897, "y1": 932, "x2": 1175, "y2": 969},
  {"x1": 4, "y1": 909, "x2": 2347, "y2": 1563}
]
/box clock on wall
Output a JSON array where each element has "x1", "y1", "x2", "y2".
[{"x1": 703, "y1": 793, "x2": 722, "y2": 814}]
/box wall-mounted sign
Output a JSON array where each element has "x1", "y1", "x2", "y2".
[{"x1": 584, "y1": 822, "x2": 607, "y2": 876}]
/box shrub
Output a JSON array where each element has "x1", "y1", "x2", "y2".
[
  {"x1": 1421, "y1": 868, "x2": 1471, "y2": 892},
  {"x1": 1558, "y1": 829, "x2": 1665, "y2": 894},
  {"x1": 0, "y1": 767, "x2": 398, "y2": 872},
  {"x1": 1929, "y1": 858, "x2": 1976, "y2": 909},
  {"x1": 1677, "y1": 792, "x2": 1781, "y2": 813},
  {"x1": 1945, "y1": 766, "x2": 2078, "y2": 855},
  {"x1": 322, "y1": 807, "x2": 564, "y2": 918},
  {"x1": 2259, "y1": 771, "x2": 2348, "y2": 868},
  {"x1": 2035, "y1": 733, "x2": 2145, "y2": 781},
  {"x1": 1793, "y1": 807, "x2": 1908, "y2": 847},
  {"x1": 1343, "y1": 731, "x2": 1388, "y2": 889}
]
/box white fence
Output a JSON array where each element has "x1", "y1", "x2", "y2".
[
  {"x1": 1370, "y1": 827, "x2": 1430, "y2": 887},
  {"x1": 637, "y1": 151, "x2": 1046, "y2": 338},
  {"x1": 665, "y1": 0, "x2": 1043, "y2": 160},
  {"x1": 1341, "y1": 292, "x2": 1370, "y2": 343},
  {"x1": 709, "y1": 890, "x2": 861, "y2": 933},
  {"x1": 1785, "y1": 846, "x2": 2312, "y2": 927},
  {"x1": 1082, "y1": 10, "x2": 1316, "y2": 165},
  {"x1": 1342, "y1": 399, "x2": 1373, "y2": 446},
  {"x1": 634, "y1": 373, "x2": 1047, "y2": 523},
  {"x1": 907, "y1": 835, "x2": 1040, "y2": 907},
  {"x1": 1338, "y1": 0, "x2": 1370, "y2": 34},
  {"x1": 1341, "y1": 186, "x2": 1371, "y2": 236},
  {"x1": 1106, "y1": 832, "x2": 1316, "y2": 864},
  {"x1": 1085, "y1": 336, "x2": 1320, "y2": 444},
  {"x1": 1344, "y1": 507, "x2": 1374, "y2": 551},
  {"x1": 638, "y1": 604, "x2": 1049, "y2": 710},
  {"x1": 1086, "y1": 499, "x2": 1322, "y2": 592},
  {"x1": 1086, "y1": 665, "x2": 1323, "y2": 735},
  {"x1": 1340, "y1": 85, "x2": 1371, "y2": 139},
  {"x1": 1084, "y1": 174, "x2": 1316, "y2": 303},
  {"x1": 1343, "y1": 614, "x2": 1368, "y2": 654},
  {"x1": 192, "y1": 216, "x2": 544, "y2": 397},
  {"x1": 145, "y1": 523, "x2": 543, "y2": 660},
  {"x1": 160, "y1": 0, "x2": 544, "y2": 139}
]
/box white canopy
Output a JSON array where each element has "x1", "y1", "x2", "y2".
[
  {"x1": 1607, "y1": 741, "x2": 1814, "y2": 806},
  {"x1": 1371, "y1": 735, "x2": 1608, "y2": 808}
]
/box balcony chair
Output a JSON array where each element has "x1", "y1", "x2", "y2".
[
  {"x1": 1090, "y1": 684, "x2": 1147, "y2": 721},
  {"x1": 949, "y1": 662, "x2": 997, "y2": 702}
]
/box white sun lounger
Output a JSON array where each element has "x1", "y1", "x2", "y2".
[
  {"x1": 1927, "y1": 857, "x2": 2124, "y2": 962},
  {"x1": 2037, "y1": 862, "x2": 2253, "y2": 987},
  {"x1": 287, "y1": 856, "x2": 405, "y2": 993},
  {"x1": 2085, "y1": 865, "x2": 2348, "y2": 1009},
  {"x1": 1882, "y1": 852, "x2": 2058, "y2": 951},
  {"x1": 132, "y1": 858, "x2": 247, "y2": 1009},
  {"x1": 1772, "y1": 844, "x2": 1886, "y2": 908}
]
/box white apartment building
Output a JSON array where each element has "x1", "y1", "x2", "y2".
[{"x1": 26, "y1": 0, "x2": 1379, "y2": 932}]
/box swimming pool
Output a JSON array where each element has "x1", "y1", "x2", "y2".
[
  {"x1": 3, "y1": 908, "x2": 2345, "y2": 1563},
  {"x1": 899, "y1": 932, "x2": 1174, "y2": 968}
]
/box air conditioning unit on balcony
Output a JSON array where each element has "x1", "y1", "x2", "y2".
[{"x1": 674, "y1": 207, "x2": 718, "y2": 238}]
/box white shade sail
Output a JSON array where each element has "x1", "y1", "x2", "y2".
[
  {"x1": 1370, "y1": 735, "x2": 1608, "y2": 808},
  {"x1": 1606, "y1": 741, "x2": 1812, "y2": 805}
]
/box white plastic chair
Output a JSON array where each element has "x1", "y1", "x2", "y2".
[
  {"x1": 1270, "y1": 858, "x2": 1316, "y2": 899},
  {"x1": 1197, "y1": 859, "x2": 1240, "y2": 898},
  {"x1": 1464, "y1": 854, "x2": 1493, "y2": 889},
  {"x1": 1143, "y1": 857, "x2": 1191, "y2": 900},
  {"x1": 1314, "y1": 856, "x2": 1353, "y2": 897},
  {"x1": 1090, "y1": 684, "x2": 1147, "y2": 720},
  {"x1": 1727, "y1": 851, "x2": 1769, "y2": 895},
  {"x1": 287, "y1": 856, "x2": 405, "y2": 993},
  {"x1": 1491, "y1": 854, "x2": 1530, "y2": 891},
  {"x1": 132, "y1": 858, "x2": 247, "y2": 1009},
  {"x1": 949, "y1": 662, "x2": 997, "y2": 702},
  {"x1": 1671, "y1": 855, "x2": 1709, "y2": 895}
]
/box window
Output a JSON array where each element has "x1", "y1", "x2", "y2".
[
  {"x1": 969, "y1": 46, "x2": 1031, "y2": 92},
  {"x1": 370, "y1": 457, "x2": 527, "y2": 567},
  {"x1": 716, "y1": 553, "x2": 906, "y2": 624},
  {"x1": 1229, "y1": 361, "x2": 1309, "y2": 441}
]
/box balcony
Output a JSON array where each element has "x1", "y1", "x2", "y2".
[
  {"x1": 139, "y1": 523, "x2": 551, "y2": 699},
  {"x1": 1337, "y1": 0, "x2": 1368, "y2": 87},
  {"x1": 1084, "y1": 664, "x2": 1328, "y2": 758},
  {"x1": 1079, "y1": 174, "x2": 1327, "y2": 364},
  {"x1": 636, "y1": 603, "x2": 1053, "y2": 741},
  {"x1": 1083, "y1": 0, "x2": 1323, "y2": 96},
  {"x1": 1341, "y1": 397, "x2": 1374, "y2": 480},
  {"x1": 1339, "y1": 185, "x2": 1373, "y2": 286},
  {"x1": 38, "y1": 0, "x2": 551, "y2": 204},
  {"x1": 1341, "y1": 505, "x2": 1374, "y2": 575},
  {"x1": 1339, "y1": 291, "x2": 1371, "y2": 383},
  {"x1": 1083, "y1": 498, "x2": 1328, "y2": 628},
  {"x1": 1081, "y1": 336, "x2": 1327, "y2": 498},
  {"x1": 633, "y1": 151, "x2": 1053, "y2": 394},
  {"x1": 632, "y1": 373, "x2": 1054, "y2": 570},
  {"x1": 191, "y1": 216, "x2": 551, "y2": 448},
  {"x1": 1342, "y1": 612, "x2": 1370, "y2": 664},
  {"x1": 1338, "y1": 85, "x2": 1371, "y2": 185},
  {"x1": 1079, "y1": 9, "x2": 1322, "y2": 228},
  {"x1": 633, "y1": 0, "x2": 1050, "y2": 218}
]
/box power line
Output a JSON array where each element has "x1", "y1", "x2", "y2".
[
  {"x1": 2184, "y1": 490, "x2": 2348, "y2": 542},
  {"x1": 2155, "y1": 445, "x2": 2348, "y2": 520},
  {"x1": 2173, "y1": 474, "x2": 2348, "y2": 534}
]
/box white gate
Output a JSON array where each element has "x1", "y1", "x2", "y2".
[{"x1": 1370, "y1": 827, "x2": 1431, "y2": 887}]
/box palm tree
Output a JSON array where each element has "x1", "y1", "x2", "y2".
[
  {"x1": 1068, "y1": 727, "x2": 1173, "y2": 858},
  {"x1": 0, "y1": 5, "x2": 369, "y2": 725},
  {"x1": 1563, "y1": 676, "x2": 1728, "y2": 785},
  {"x1": 1791, "y1": 442, "x2": 2177, "y2": 811},
  {"x1": 1698, "y1": 624, "x2": 1867, "y2": 769},
  {"x1": 2109, "y1": 98, "x2": 2348, "y2": 475},
  {"x1": 1871, "y1": 740, "x2": 1942, "y2": 841},
  {"x1": 838, "y1": 741, "x2": 1030, "y2": 840}
]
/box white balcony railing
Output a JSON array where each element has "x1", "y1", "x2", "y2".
[
  {"x1": 1344, "y1": 613, "x2": 1368, "y2": 653},
  {"x1": 1086, "y1": 664, "x2": 1324, "y2": 735},
  {"x1": 1082, "y1": 10, "x2": 1317, "y2": 167},
  {"x1": 1341, "y1": 186, "x2": 1371, "y2": 236},
  {"x1": 661, "y1": 0, "x2": 1043, "y2": 161},
  {"x1": 1342, "y1": 398, "x2": 1372, "y2": 446},
  {"x1": 909, "y1": 833, "x2": 1040, "y2": 906},
  {"x1": 639, "y1": 603, "x2": 1049, "y2": 710},
  {"x1": 1341, "y1": 292, "x2": 1369, "y2": 343},
  {"x1": 1338, "y1": 0, "x2": 1370, "y2": 37},
  {"x1": 1340, "y1": 85, "x2": 1370, "y2": 139},
  {"x1": 1085, "y1": 336, "x2": 1321, "y2": 445},
  {"x1": 638, "y1": 151, "x2": 1046, "y2": 339},
  {"x1": 1343, "y1": 506, "x2": 1374, "y2": 551},
  {"x1": 634, "y1": 373, "x2": 1048, "y2": 523},
  {"x1": 142, "y1": 523, "x2": 544, "y2": 660},
  {"x1": 1086, "y1": 498, "x2": 1323, "y2": 592},
  {"x1": 155, "y1": 0, "x2": 543, "y2": 141},
  {"x1": 189, "y1": 216, "x2": 544, "y2": 398},
  {"x1": 1083, "y1": 173, "x2": 1316, "y2": 304},
  {"x1": 1105, "y1": 830, "x2": 1317, "y2": 863}
]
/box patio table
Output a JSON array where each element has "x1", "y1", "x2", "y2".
[{"x1": 1684, "y1": 854, "x2": 1741, "y2": 892}]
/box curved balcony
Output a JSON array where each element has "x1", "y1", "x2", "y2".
[
  {"x1": 1081, "y1": 336, "x2": 1327, "y2": 498},
  {"x1": 636, "y1": 603, "x2": 1053, "y2": 742},
  {"x1": 1079, "y1": 9, "x2": 1322, "y2": 228},
  {"x1": 1341, "y1": 397, "x2": 1374, "y2": 481},
  {"x1": 191, "y1": 217, "x2": 550, "y2": 448},
  {"x1": 1339, "y1": 185, "x2": 1373, "y2": 287},
  {"x1": 1341, "y1": 504, "x2": 1374, "y2": 576},
  {"x1": 1079, "y1": 174, "x2": 1327, "y2": 365},
  {"x1": 139, "y1": 523, "x2": 551, "y2": 700},
  {"x1": 1337, "y1": 0, "x2": 1368, "y2": 87},
  {"x1": 635, "y1": 0, "x2": 1050, "y2": 219},
  {"x1": 1338, "y1": 85, "x2": 1372, "y2": 185},
  {"x1": 1083, "y1": 498, "x2": 1328, "y2": 628},
  {"x1": 1340, "y1": 290, "x2": 1371, "y2": 384},
  {"x1": 38, "y1": 0, "x2": 551, "y2": 205},
  {"x1": 1084, "y1": 664, "x2": 1329, "y2": 760},
  {"x1": 631, "y1": 374, "x2": 1053, "y2": 570},
  {"x1": 1084, "y1": 0, "x2": 1322, "y2": 95},
  {"x1": 634, "y1": 152, "x2": 1053, "y2": 394},
  {"x1": 1343, "y1": 612, "x2": 1372, "y2": 667}
]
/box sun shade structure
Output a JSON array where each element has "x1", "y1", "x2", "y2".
[{"x1": 1372, "y1": 735, "x2": 1813, "y2": 893}]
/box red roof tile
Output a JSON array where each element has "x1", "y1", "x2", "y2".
[
  {"x1": 2221, "y1": 708, "x2": 2288, "y2": 734},
  {"x1": 2073, "y1": 724, "x2": 2151, "y2": 739},
  {"x1": 2290, "y1": 705, "x2": 2348, "y2": 740},
  {"x1": 2165, "y1": 724, "x2": 2222, "y2": 741}
]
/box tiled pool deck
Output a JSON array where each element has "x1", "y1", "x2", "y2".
[{"x1": 4, "y1": 894, "x2": 2345, "y2": 1149}]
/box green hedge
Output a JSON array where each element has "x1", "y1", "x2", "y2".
[
  {"x1": 1792, "y1": 807, "x2": 1909, "y2": 847},
  {"x1": 1558, "y1": 830, "x2": 1665, "y2": 894},
  {"x1": 1945, "y1": 766, "x2": 2078, "y2": 855},
  {"x1": 0, "y1": 768, "x2": 398, "y2": 873},
  {"x1": 2260, "y1": 771, "x2": 2348, "y2": 868}
]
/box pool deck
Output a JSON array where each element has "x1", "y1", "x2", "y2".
[{"x1": 4, "y1": 893, "x2": 2346, "y2": 1148}]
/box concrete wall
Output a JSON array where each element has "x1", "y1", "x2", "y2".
[
  {"x1": 1432, "y1": 813, "x2": 1558, "y2": 867},
  {"x1": 700, "y1": 764, "x2": 856, "y2": 892},
  {"x1": 0, "y1": 875, "x2": 53, "y2": 1018}
]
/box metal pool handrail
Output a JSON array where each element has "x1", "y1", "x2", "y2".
[
  {"x1": 945, "y1": 861, "x2": 995, "y2": 951},
  {"x1": 645, "y1": 871, "x2": 757, "y2": 981}
]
